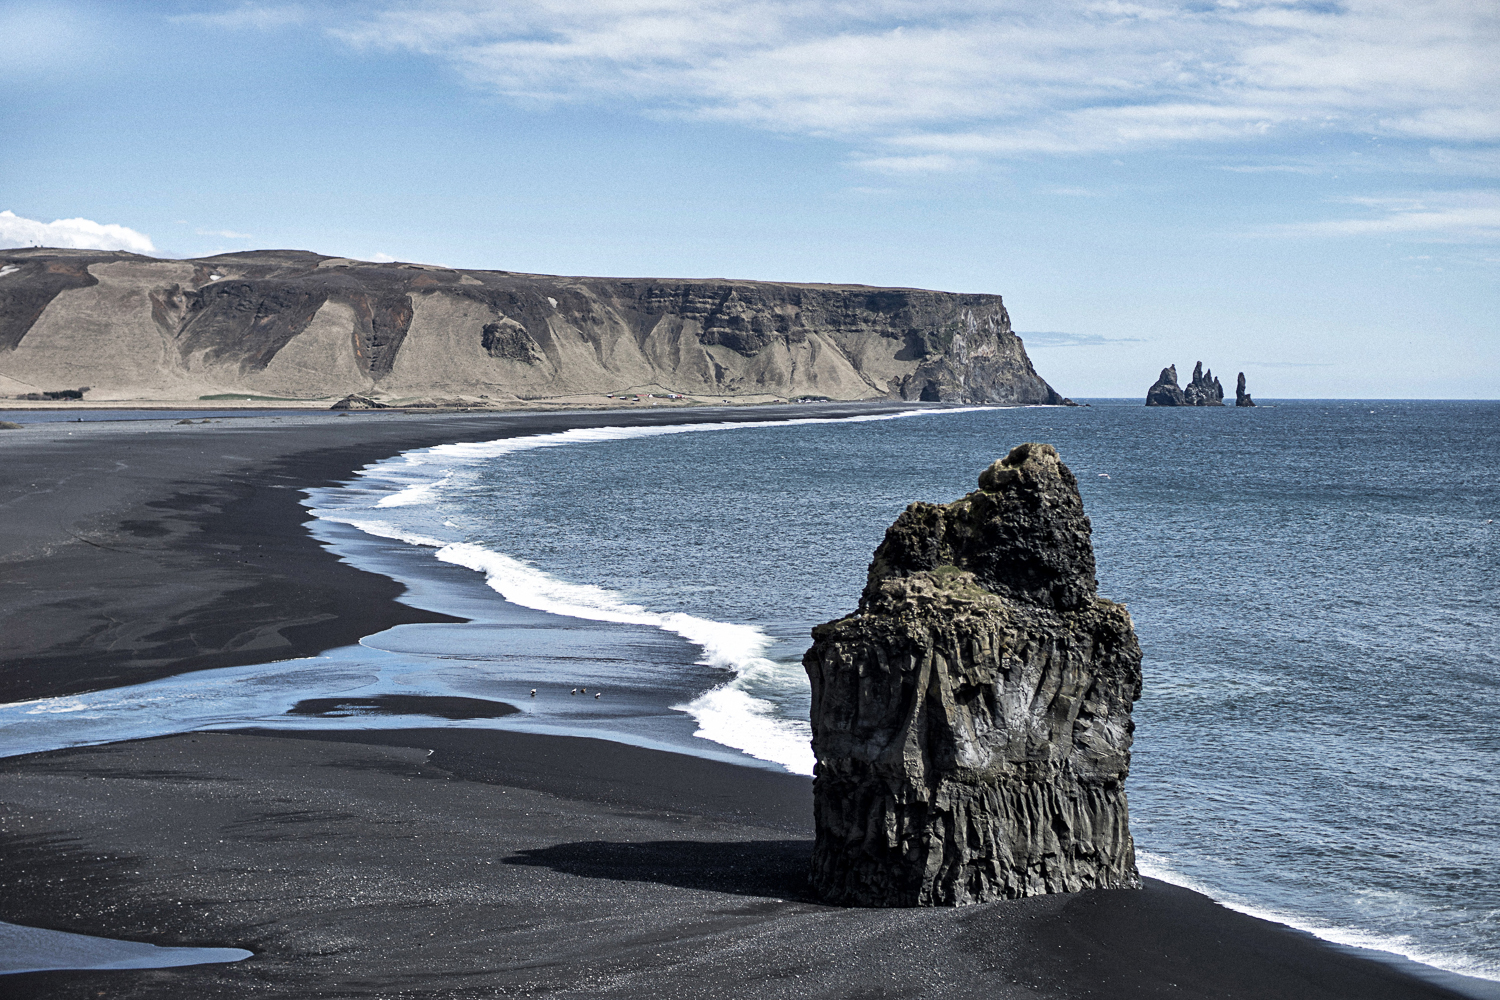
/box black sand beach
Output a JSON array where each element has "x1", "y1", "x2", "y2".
[{"x1": 0, "y1": 407, "x2": 1484, "y2": 998}]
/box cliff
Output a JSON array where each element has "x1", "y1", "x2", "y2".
[
  {"x1": 0, "y1": 249, "x2": 1064, "y2": 406},
  {"x1": 804, "y1": 443, "x2": 1142, "y2": 906}
]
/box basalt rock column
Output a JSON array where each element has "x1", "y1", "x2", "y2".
[
  {"x1": 1236, "y1": 372, "x2": 1256, "y2": 407},
  {"x1": 804, "y1": 443, "x2": 1143, "y2": 906},
  {"x1": 1183, "y1": 362, "x2": 1225, "y2": 406}
]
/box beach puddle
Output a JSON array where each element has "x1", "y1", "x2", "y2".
[
  {"x1": 0, "y1": 920, "x2": 252, "y2": 975},
  {"x1": 286, "y1": 693, "x2": 519, "y2": 720}
]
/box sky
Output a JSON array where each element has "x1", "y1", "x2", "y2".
[{"x1": 1, "y1": 0, "x2": 1496, "y2": 398}]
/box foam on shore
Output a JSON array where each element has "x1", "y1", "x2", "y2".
[{"x1": 306, "y1": 408, "x2": 987, "y2": 775}]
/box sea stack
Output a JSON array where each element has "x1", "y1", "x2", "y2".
[
  {"x1": 1145, "y1": 365, "x2": 1186, "y2": 406},
  {"x1": 804, "y1": 443, "x2": 1143, "y2": 906},
  {"x1": 1236, "y1": 372, "x2": 1256, "y2": 407},
  {"x1": 1183, "y1": 362, "x2": 1225, "y2": 406}
]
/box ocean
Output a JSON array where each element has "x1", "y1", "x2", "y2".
[{"x1": 3, "y1": 400, "x2": 1496, "y2": 987}]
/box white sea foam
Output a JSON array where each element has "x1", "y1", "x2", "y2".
[
  {"x1": 375, "y1": 470, "x2": 453, "y2": 507},
  {"x1": 1136, "y1": 851, "x2": 1500, "y2": 984},
  {"x1": 308, "y1": 408, "x2": 985, "y2": 775},
  {"x1": 430, "y1": 539, "x2": 815, "y2": 773}
]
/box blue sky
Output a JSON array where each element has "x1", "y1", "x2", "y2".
[{"x1": 2, "y1": 0, "x2": 1496, "y2": 397}]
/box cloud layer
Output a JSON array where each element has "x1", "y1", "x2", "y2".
[
  {"x1": 0, "y1": 211, "x2": 155, "y2": 253},
  {"x1": 328, "y1": 0, "x2": 1500, "y2": 164}
]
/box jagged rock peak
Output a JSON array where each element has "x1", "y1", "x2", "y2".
[
  {"x1": 806, "y1": 443, "x2": 1143, "y2": 907},
  {"x1": 1145, "y1": 364, "x2": 1186, "y2": 406},
  {"x1": 863, "y1": 443, "x2": 1097, "y2": 613},
  {"x1": 1148, "y1": 361, "x2": 1226, "y2": 406},
  {"x1": 1236, "y1": 372, "x2": 1256, "y2": 407},
  {"x1": 1183, "y1": 361, "x2": 1225, "y2": 406}
]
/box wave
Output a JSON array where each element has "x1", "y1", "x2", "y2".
[
  {"x1": 307, "y1": 407, "x2": 984, "y2": 774},
  {"x1": 432, "y1": 541, "x2": 815, "y2": 774}
]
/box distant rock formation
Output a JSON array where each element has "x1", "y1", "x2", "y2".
[
  {"x1": 1146, "y1": 362, "x2": 1224, "y2": 406},
  {"x1": 1183, "y1": 362, "x2": 1225, "y2": 406},
  {"x1": 804, "y1": 443, "x2": 1143, "y2": 906},
  {"x1": 0, "y1": 248, "x2": 1065, "y2": 406},
  {"x1": 1236, "y1": 372, "x2": 1256, "y2": 407},
  {"x1": 330, "y1": 393, "x2": 389, "y2": 410},
  {"x1": 1145, "y1": 365, "x2": 1186, "y2": 406}
]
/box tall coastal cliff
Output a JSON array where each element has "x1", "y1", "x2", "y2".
[
  {"x1": 804, "y1": 443, "x2": 1142, "y2": 906},
  {"x1": 0, "y1": 248, "x2": 1063, "y2": 406}
]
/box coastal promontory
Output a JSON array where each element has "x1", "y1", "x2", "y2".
[
  {"x1": 804, "y1": 443, "x2": 1143, "y2": 906},
  {"x1": 0, "y1": 248, "x2": 1064, "y2": 407}
]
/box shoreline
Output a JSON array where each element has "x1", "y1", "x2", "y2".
[
  {"x1": 0, "y1": 726, "x2": 1487, "y2": 999},
  {"x1": 1, "y1": 405, "x2": 1495, "y2": 996},
  {"x1": 0, "y1": 402, "x2": 924, "y2": 703}
]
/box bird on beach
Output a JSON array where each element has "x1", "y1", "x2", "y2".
[
  {"x1": 530, "y1": 689, "x2": 537, "y2": 697},
  {"x1": 581, "y1": 687, "x2": 587, "y2": 694},
  {"x1": 570, "y1": 688, "x2": 577, "y2": 695},
  {"x1": 594, "y1": 692, "x2": 601, "y2": 699}
]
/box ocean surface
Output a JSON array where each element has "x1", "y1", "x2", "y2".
[{"x1": 3, "y1": 400, "x2": 1497, "y2": 988}]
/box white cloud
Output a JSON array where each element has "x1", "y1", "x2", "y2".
[
  {"x1": 1273, "y1": 190, "x2": 1500, "y2": 240},
  {"x1": 0, "y1": 211, "x2": 156, "y2": 253},
  {"x1": 195, "y1": 228, "x2": 254, "y2": 239},
  {"x1": 851, "y1": 153, "x2": 970, "y2": 175},
  {"x1": 1019, "y1": 330, "x2": 1144, "y2": 347},
  {"x1": 169, "y1": 4, "x2": 307, "y2": 30},
  {"x1": 321, "y1": 0, "x2": 1500, "y2": 159},
  {"x1": 368, "y1": 252, "x2": 399, "y2": 262}
]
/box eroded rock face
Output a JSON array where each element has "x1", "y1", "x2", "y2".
[{"x1": 804, "y1": 443, "x2": 1142, "y2": 906}]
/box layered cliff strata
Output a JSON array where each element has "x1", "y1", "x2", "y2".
[
  {"x1": 804, "y1": 443, "x2": 1143, "y2": 907},
  {"x1": 0, "y1": 248, "x2": 1063, "y2": 406}
]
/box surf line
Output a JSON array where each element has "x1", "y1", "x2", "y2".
[{"x1": 306, "y1": 407, "x2": 993, "y2": 774}]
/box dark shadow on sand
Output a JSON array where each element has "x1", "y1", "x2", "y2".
[
  {"x1": 286, "y1": 694, "x2": 518, "y2": 720},
  {"x1": 505, "y1": 839, "x2": 816, "y2": 902}
]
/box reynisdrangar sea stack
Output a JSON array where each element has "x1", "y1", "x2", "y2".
[{"x1": 804, "y1": 443, "x2": 1143, "y2": 906}]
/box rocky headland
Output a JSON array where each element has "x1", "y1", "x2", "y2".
[
  {"x1": 803, "y1": 443, "x2": 1142, "y2": 906},
  {"x1": 1146, "y1": 362, "x2": 1226, "y2": 406},
  {"x1": 0, "y1": 248, "x2": 1064, "y2": 407}
]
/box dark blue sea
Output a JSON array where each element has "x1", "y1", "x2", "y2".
[{"x1": 4, "y1": 400, "x2": 1496, "y2": 985}]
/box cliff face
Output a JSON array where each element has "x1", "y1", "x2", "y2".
[
  {"x1": 0, "y1": 249, "x2": 1063, "y2": 405},
  {"x1": 804, "y1": 443, "x2": 1142, "y2": 906}
]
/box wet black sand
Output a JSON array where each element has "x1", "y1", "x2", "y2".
[
  {"x1": 0, "y1": 406, "x2": 1487, "y2": 998},
  {"x1": 0, "y1": 403, "x2": 912, "y2": 702}
]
